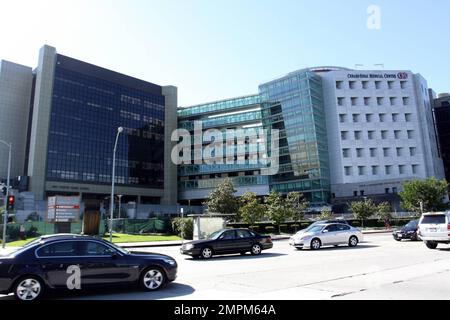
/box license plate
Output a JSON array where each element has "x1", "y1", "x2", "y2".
[{"x1": 429, "y1": 228, "x2": 437, "y2": 232}]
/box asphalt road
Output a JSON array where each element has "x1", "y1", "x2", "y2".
[{"x1": 1, "y1": 233, "x2": 449, "y2": 300}]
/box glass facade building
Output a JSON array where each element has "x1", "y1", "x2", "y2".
[{"x1": 47, "y1": 55, "x2": 165, "y2": 189}]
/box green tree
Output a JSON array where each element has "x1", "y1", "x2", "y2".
[
  {"x1": 319, "y1": 208, "x2": 333, "y2": 220},
  {"x1": 265, "y1": 191, "x2": 290, "y2": 233},
  {"x1": 238, "y1": 192, "x2": 266, "y2": 227},
  {"x1": 349, "y1": 198, "x2": 377, "y2": 228},
  {"x1": 399, "y1": 178, "x2": 449, "y2": 213},
  {"x1": 204, "y1": 179, "x2": 240, "y2": 218},
  {"x1": 286, "y1": 192, "x2": 309, "y2": 223},
  {"x1": 376, "y1": 202, "x2": 392, "y2": 220}
]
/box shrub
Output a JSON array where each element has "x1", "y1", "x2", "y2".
[
  {"x1": 172, "y1": 218, "x2": 193, "y2": 240},
  {"x1": 26, "y1": 212, "x2": 40, "y2": 222}
]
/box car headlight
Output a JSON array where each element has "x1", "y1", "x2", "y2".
[
  {"x1": 164, "y1": 259, "x2": 177, "y2": 266},
  {"x1": 184, "y1": 244, "x2": 194, "y2": 250}
]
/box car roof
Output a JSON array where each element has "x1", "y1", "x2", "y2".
[
  {"x1": 422, "y1": 212, "x2": 448, "y2": 216},
  {"x1": 36, "y1": 234, "x2": 100, "y2": 244}
]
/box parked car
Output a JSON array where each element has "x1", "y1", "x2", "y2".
[
  {"x1": 180, "y1": 228, "x2": 273, "y2": 259},
  {"x1": 289, "y1": 223, "x2": 363, "y2": 250},
  {"x1": 0, "y1": 234, "x2": 177, "y2": 301},
  {"x1": 392, "y1": 220, "x2": 420, "y2": 241},
  {"x1": 418, "y1": 212, "x2": 450, "y2": 249}
]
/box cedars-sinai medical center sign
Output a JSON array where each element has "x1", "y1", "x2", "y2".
[{"x1": 347, "y1": 72, "x2": 409, "y2": 79}]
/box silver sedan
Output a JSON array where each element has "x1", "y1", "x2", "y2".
[{"x1": 289, "y1": 223, "x2": 363, "y2": 250}]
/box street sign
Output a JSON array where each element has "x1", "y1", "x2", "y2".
[{"x1": 47, "y1": 196, "x2": 81, "y2": 223}]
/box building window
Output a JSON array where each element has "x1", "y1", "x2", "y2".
[
  {"x1": 362, "y1": 81, "x2": 369, "y2": 89},
  {"x1": 351, "y1": 97, "x2": 358, "y2": 106},
  {"x1": 407, "y1": 130, "x2": 414, "y2": 139},
  {"x1": 385, "y1": 188, "x2": 390, "y2": 194},
  {"x1": 358, "y1": 166, "x2": 365, "y2": 176},
  {"x1": 368, "y1": 130, "x2": 375, "y2": 140},
  {"x1": 399, "y1": 165, "x2": 406, "y2": 174},
  {"x1": 343, "y1": 148, "x2": 350, "y2": 158},
  {"x1": 388, "y1": 81, "x2": 395, "y2": 89},
  {"x1": 383, "y1": 147, "x2": 391, "y2": 157},
  {"x1": 366, "y1": 114, "x2": 374, "y2": 122},
  {"x1": 354, "y1": 191, "x2": 358, "y2": 197},
  {"x1": 364, "y1": 97, "x2": 371, "y2": 106},
  {"x1": 394, "y1": 130, "x2": 401, "y2": 139},
  {"x1": 336, "y1": 81, "x2": 344, "y2": 89},
  {"x1": 392, "y1": 113, "x2": 399, "y2": 122},
  {"x1": 381, "y1": 130, "x2": 388, "y2": 140},
  {"x1": 341, "y1": 131, "x2": 349, "y2": 140},
  {"x1": 345, "y1": 166, "x2": 353, "y2": 176},
  {"x1": 375, "y1": 81, "x2": 382, "y2": 89},
  {"x1": 410, "y1": 147, "x2": 417, "y2": 156},
  {"x1": 390, "y1": 97, "x2": 397, "y2": 106},
  {"x1": 354, "y1": 131, "x2": 362, "y2": 140},
  {"x1": 352, "y1": 114, "x2": 361, "y2": 123},
  {"x1": 385, "y1": 165, "x2": 392, "y2": 175},
  {"x1": 412, "y1": 164, "x2": 419, "y2": 174},
  {"x1": 356, "y1": 148, "x2": 364, "y2": 158},
  {"x1": 400, "y1": 81, "x2": 407, "y2": 89},
  {"x1": 339, "y1": 114, "x2": 347, "y2": 123},
  {"x1": 405, "y1": 113, "x2": 412, "y2": 122},
  {"x1": 379, "y1": 113, "x2": 386, "y2": 122},
  {"x1": 393, "y1": 187, "x2": 398, "y2": 194},
  {"x1": 370, "y1": 148, "x2": 377, "y2": 157},
  {"x1": 403, "y1": 97, "x2": 410, "y2": 105},
  {"x1": 377, "y1": 97, "x2": 384, "y2": 106},
  {"x1": 372, "y1": 166, "x2": 379, "y2": 175},
  {"x1": 349, "y1": 81, "x2": 357, "y2": 89},
  {"x1": 396, "y1": 147, "x2": 404, "y2": 156},
  {"x1": 337, "y1": 97, "x2": 345, "y2": 106}
]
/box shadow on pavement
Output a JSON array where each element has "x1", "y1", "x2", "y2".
[
  {"x1": 42, "y1": 282, "x2": 195, "y2": 300},
  {"x1": 185, "y1": 252, "x2": 287, "y2": 262},
  {"x1": 296, "y1": 244, "x2": 380, "y2": 252}
]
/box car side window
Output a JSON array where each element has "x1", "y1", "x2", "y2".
[
  {"x1": 79, "y1": 241, "x2": 115, "y2": 256},
  {"x1": 37, "y1": 241, "x2": 78, "y2": 257},
  {"x1": 236, "y1": 230, "x2": 252, "y2": 238},
  {"x1": 325, "y1": 225, "x2": 339, "y2": 232},
  {"x1": 337, "y1": 224, "x2": 350, "y2": 231},
  {"x1": 221, "y1": 230, "x2": 236, "y2": 240}
]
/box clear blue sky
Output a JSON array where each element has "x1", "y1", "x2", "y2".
[{"x1": 1, "y1": 0, "x2": 449, "y2": 106}]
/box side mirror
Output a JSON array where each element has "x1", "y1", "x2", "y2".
[{"x1": 111, "y1": 253, "x2": 119, "y2": 260}]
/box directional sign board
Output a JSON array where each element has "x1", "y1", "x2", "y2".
[{"x1": 47, "y1": 196, "x2": 81, "y2": 223}]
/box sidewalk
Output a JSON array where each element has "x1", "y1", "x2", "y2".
[{"x1": 117, "y1": 230, "x2": 392, "y2": 248}]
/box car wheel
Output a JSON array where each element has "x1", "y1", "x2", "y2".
[
  {"x1": 14, "y1": 276, "x2": 44, "y2": 301},
  {"x1": 311, "y1": 238, "x2": 321, "y2": 250},
  {"x1": 394, "y1": 238, "x2": 402, "y2": 242},
  {"x1": 349, "y1": 236, "x2": 359, "y2": 247},
  {"x1": 201, "y1": 247, "x2": 213, "y2": 259},
  {"x1": 251, "y1": 244, "x2": 262, "y2": 255},
  {"x1": 425, "y1": 241, "x2": 438, "y2": 249},
  {"x1": 140, "y1": 267, "x2": 166, "y2": 291}
]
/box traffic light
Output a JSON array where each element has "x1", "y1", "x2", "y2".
[{"x1": 6, "y1": 195, "x2": 14, "y2": 211}]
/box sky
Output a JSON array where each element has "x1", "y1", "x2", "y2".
[{"x1": 1, "y1": 0, "x2": 449, "y2": 106}]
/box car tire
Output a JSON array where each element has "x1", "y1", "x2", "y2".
[
  {"x1": 349, "y1": 236, "x2": 359, "y2": 247},
  {"x1": 13, "y1": 275, "x2": 44, "y2": 301},
  {"x1": 394, "y1": 238, "x2": 402, "y2": 242},
  {"x1": 201, "y1": 247, "x2": 213, "y2": 259},
  {"x1": 310, "y1": 238, "x2": 321, "y2": 250},
  {"x1": 251, "y1": 244, "x2": 262, "y2": 255},
  {"x1": 425, "y1": 241, "x2": 438, "y2": 249},
  {"x1": 140, "y1": 267, "x2": 166, "y2": 291}
]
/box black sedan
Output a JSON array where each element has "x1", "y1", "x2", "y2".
[
  {"x1": 0, "y1": 234, "x2": 177, "y2": 301},
  {"x1": 180, "y1": 228, "x2": 273, "y2": 259},
  {"x1": 393, "y1": 220, "x2": 420, "y2": 241}
]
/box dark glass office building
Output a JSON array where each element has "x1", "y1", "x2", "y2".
[
  {"x1": 27, "y1": 45, "x2": 177, "y2": 204},
  {"x1": 434, "y1": 94, "x2": 450, "y2": 182}
]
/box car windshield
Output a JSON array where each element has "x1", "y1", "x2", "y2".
[
  {"x1": 104, "y1": 241, "x2": 130, "y2": 255},
  {"x1": 422, "y1": 215, "x2": 446, "y2": 224},
  {"x1": 405, "y1": 221, "x2": 418, "y2": 228},
  {"x1": 208, "y1": 230, "x2": 224, "y2": 240}
]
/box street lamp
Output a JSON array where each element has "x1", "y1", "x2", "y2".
[
  {"x1": 0, "y1": 140, "x2": 12, "y2": 249},
  {"x1": 109, "y1": 127, "x2": 123, "y2": 243}
]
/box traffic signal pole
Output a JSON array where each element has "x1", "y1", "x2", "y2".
[{"x1": 1, "y1": 142, "x2": 11, "y2": 249}]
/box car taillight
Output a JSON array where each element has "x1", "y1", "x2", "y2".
[
  {"x1": 264, "y1": 237, "x2": 272, "y2": 244},
  {"x1": 448, "y1": 224, "x2": 450, "y2": 231}
]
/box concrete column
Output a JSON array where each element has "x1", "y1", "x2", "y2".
[
  {"x1": 161, "y1": 86, "x2": 178, "y2": 205},
  {"x1": 27, "y1": 45, "x2": 57, "y2": 200}
]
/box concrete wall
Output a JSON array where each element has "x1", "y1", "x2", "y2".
[
  {"x1": 0, "y1": 60, "x2": 33, "y2": 178},
  {"x1": 27, "y1": 45, "x2": 57, "y2": 200}
]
